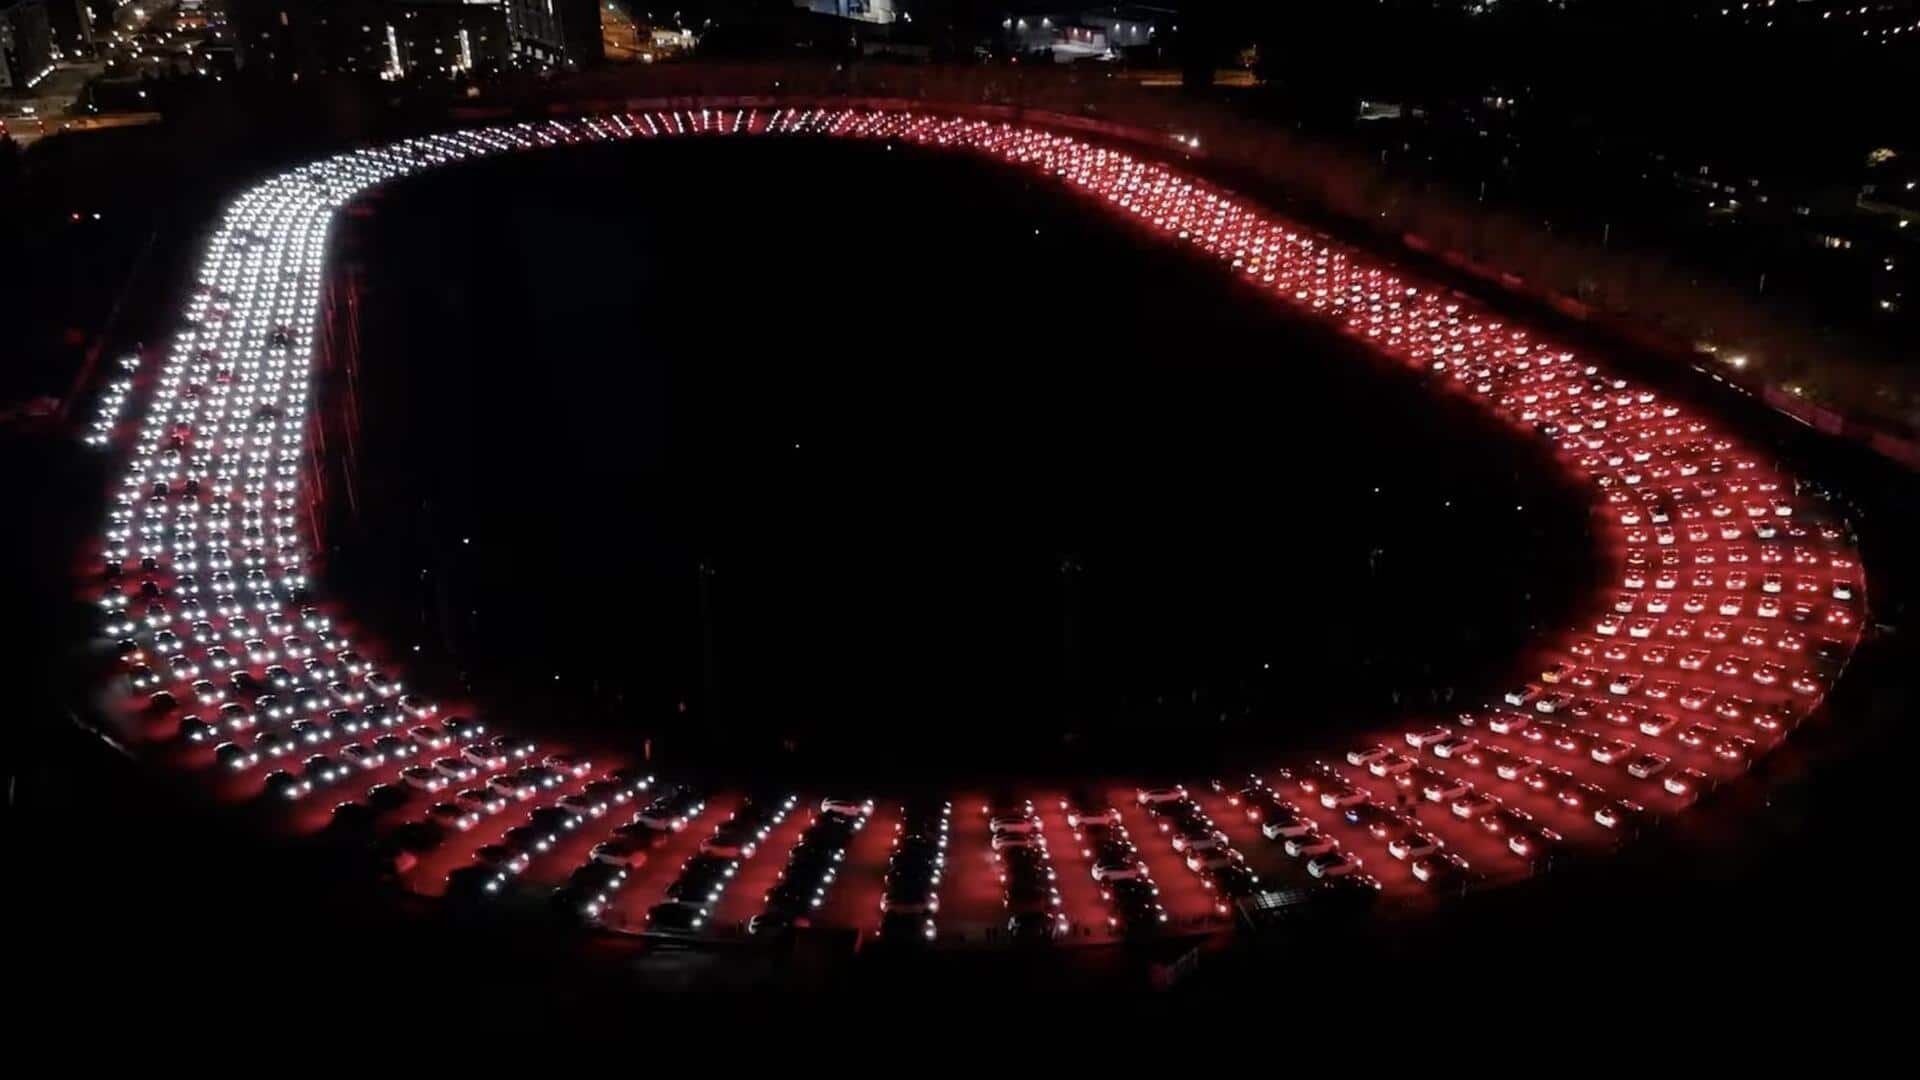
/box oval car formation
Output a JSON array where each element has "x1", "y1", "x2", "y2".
[{"x1": 86, "y1": 107, "x2": 1866, "y2": 948}]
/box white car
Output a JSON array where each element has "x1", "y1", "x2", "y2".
[
  {"x1": 1318, "y1": 787, "x2": 1367, "y2": 810},
  {"x1": 1306, "y1": 851, "x2": 1360, "y2": 879},
  {"x1": 1261, "y1": 815, "x2": 1314, "y2": 840},
  {"x1": 1345, "y1": 745, "x2": 1389, "y2": 767},
  {"x1": 1185, "y1": 848, "x2": 1240, "y2": 873},
  {"x1": 1430, "y1": 735, "x2": 1476, "y2": 760},
  {"x1": 1404, "y1": 727, "x2": 1453, "y2": 749},
  {"x1": 1594, "y1": 800, "x2": 1646, "y2": 830},
  {"x1": 1535, "y1": 691, "x2": 1574, "y2": 714},
  {"x1": 1369, "y1": 752, "x2": 1415, "y2": 776},
  {"x1": 1626, "y1": 753, "x2": 1671, "y2": 780},
  {"x1": 1412, "y1": 851, "x2": 1470, "y2": 883},
  {"x1": 1503, "y1": 686, "x2": 1542, "y2": 708},
  {"x1": 1091, "y1": 859, "x2": 1146, "y2": 883},
  {"x1": 1642, "y1": 713, "x2": 1684, "y2": 738},
  {"x1": 1422, "y1": 777, "x2": 1471, "y2": 803},
  {"x1": 1451, "y1": 792, "x2": 1499, "y2": 819},
  {"x1": 1284, "y1": 833, "x2": 1337, "y2": 858},
  {"x1": 1065, "y1": 806, "x2": 1121, "y2": 829},
  {"x1": 1387, "y1": 832, "x2": 1442, "y2": 861},
  {"x1": 1170, "y1": 828, "x2": 1226, "y2": 853},
  {"x1": 1591, "y1": 739, "x2": 1636, "y2": 765},
  {"x1": 1488, "y1": 713, "x2": 1529, "y2": 735},
  {"x1": 1664, "y1": 768, "x2": 1709, "y2": 798},
  {"x1": 1495, "y1": 756, "x2": 1541, "y2": 782},
  {"x1": 1136, "y1": 786, "x2": 1187, "y2": 805}
]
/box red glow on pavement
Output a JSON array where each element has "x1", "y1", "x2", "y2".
[
  {"x1": 818, "y1": 801, "x2": 899, "y2": 933},
  {"x1": 1107, "y1": 789, "x2": 1219, "y2": 929},
  {"x1": 599, "y1": 794, "x2": 735, "y2": 933},
  {"x1": 710, "y1": 798, "x2": 813, "y2": 931}
]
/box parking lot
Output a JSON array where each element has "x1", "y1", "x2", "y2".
[{"x1": 73, "y1": 107, "x2": 1866, "y2": 960}]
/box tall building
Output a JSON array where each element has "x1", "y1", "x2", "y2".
[
  {"x1": 1, "y1": 0, "x2": 55, "y2": 95},
  {"x1": 382, "y1": 3, "x2": 512, "y2": 80},
  {"x1": 43, "y1": 0, "x2": 89, "y2": 60},
  {"x1": 231, "y1": 0, "x2": 517, "y2": 81},
  {"x1": 501, "y1": 0, "x2": 602, "y2": 69},
  {"x1": 794, "y1": 0, "x2": 902, "y2": 24}
]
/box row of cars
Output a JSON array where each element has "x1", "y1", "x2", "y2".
[
  {"x1": 1059, "y1": 796, "x2": 1169, "y2": 935},
  {"x1": 438, "y1": 768, "x2": 657, "y2": 900},
  {"x1": 585, "y1": 783, "x2": 703, "y2": 872},
  {"x1": 643, "y1": 791, "x2": 792, "y2": 934},
  {"x1": 985, "y1": 799, "x2": 1070, "y2": 943},
  {"x1": 1136, "y1": 787, "x2": 1261, "y2": 917},
  {"x1": 876, "y1": 799, "x2": 951, "y2": 944},
  {"x1": 740, "y1": 798, "x2": 873, "y2": 937}
]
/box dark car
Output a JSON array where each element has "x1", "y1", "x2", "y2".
[
  {"x1": 364, "y1": 783, "x2": 412, "y2": 813},
  {"x1": 665, "y1": 873, "x2": 730, "y2": 906},
  {"x1": 1109, "y1": 896, "x2": 1167, "y2": 936},
  {"x1": 528, "y1": 806, "x2": 582, "y2": 834},
  {"x1": 1206, "y1": 862, "x2": 1262, "y2": 896},
  {"x1": 1006, "y1": 911, "x2": 1064, "y2": 944},
  {"x1": 550, "y1": 883, "x2": 611, "y2": 922},
  {"x1": 502, "y1": 825, "x2": 555, "y2": 855},
  {"x1": 567, "y1": 862, "x2": 628, "y2": 894},
  {"x1": 878, "y1": 911, "x2": 937, "y2": 945},
  {"x1": 765, "y1": 878, "x2": 825, "y2": 915},
  {"x1": 445, "y1": 865, "x2": 509, "y2": 903},
  {"x1": 747, "y1": 911, "x2": 796, "y2": 938},
  {"x1": 646, "y1": 901, "x2": 706, "y2": 934},
  {"x1": 610, "y1": 765, "x2": 654, "y2": 790},
  {"x1": 327, "y1": 800, "x2": 375, "y2": 837},
  {"x1": 388, "y1": 820, "x2": 446, "y2": 854},
  {"x1": 609, "y1": 821, "x2": 665, "y2": 845},
  {"x1": 889, "y1": 865, "x2": 943, "y2": 892},
  {"x1": 1102, "y1": 877, "x2": 1161, "y2": 905},
  {"x1": 261, "y1": 770, "x2": 310, "y2": 802}
]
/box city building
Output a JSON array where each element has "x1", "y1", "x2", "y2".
[
  {"x1": 999, "y1": 4, "x2": 1170, "y2": 62},
  {"x1": 1, "y1": 0, "x2": 55, "y2": 94},
  {"x1": 793, "y1": 0, "x2": 902, "y2": 25},
  {"x1": 231, "y1": 0, "x2": 597, "y2": 81},
  {"x1": 382, "y1": 2, "x2": 511, "y2": 80},
  {"x1": 43, "y1": 0, "x2": 90, "y2": 59},
  {"x1": 501, "y1": 0, "x2": 601, "y2": 69}
]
